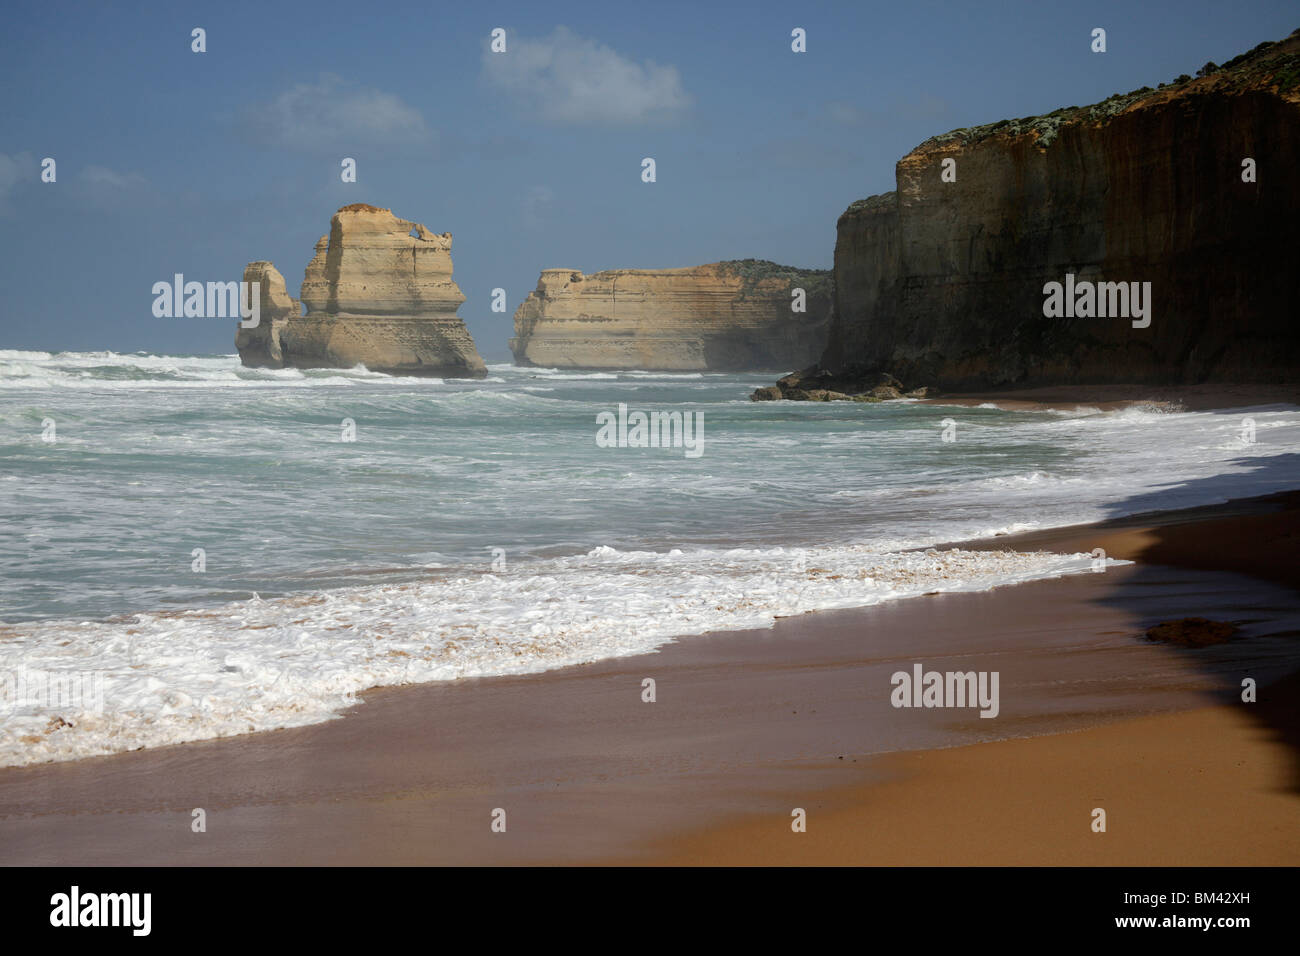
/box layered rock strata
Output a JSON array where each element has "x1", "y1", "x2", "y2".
[
  {"x1": 510, "y1": 260, "x2": 831, "y2": 371},
  {"x1": 233, "y1": 261, "x2": 299, "y2": 368},
  {"x1": 236, "y1": 204, "x2": 486, "y2": 377},
  {"x1": 759, "y1": 29, "x2": 1300, "y2": 398}
]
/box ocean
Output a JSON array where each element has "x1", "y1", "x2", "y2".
[{"x1": 2, "y1": 349, "x2": 1298, "y2": 765}]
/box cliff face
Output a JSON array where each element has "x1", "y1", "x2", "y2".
[
  {"x1": 236, "y1": 204, "x2": 486, "y2": 378},
  {"x1": 820, "y1": 31, "x2": 1300, "y2": 389},
  {"x1": 510, "y1": 261, "x2": 831, "y2": 371}
]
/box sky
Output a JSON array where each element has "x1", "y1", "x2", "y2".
[{"x1": 0, "y1": 0, "x2": 1295, "y2": 360}]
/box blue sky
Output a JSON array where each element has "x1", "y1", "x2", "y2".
[{"x1": 1, "y1": 0, "x2": 1295, "y2": 359}]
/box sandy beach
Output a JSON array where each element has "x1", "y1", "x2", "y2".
[
  {"x1": 1, "y1": 488, "x2": 1297, "y2": 866},
  {"x1": 5, "y1": 3, "x2": 1300, "y2": 896}
]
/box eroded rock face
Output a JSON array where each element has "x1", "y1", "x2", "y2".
[
  {"x1": 510, "y1": 261, "x2": 831, "y2": 371},
  {"x1": 234, "y1": 261, "x2": 299, "y2": 367},
  {"x1": 817, "y1": 31, "x2": 1300, "y2": 390},
  {"x1": 236, "y1": 204, "x2": 486, "y2": 377}
]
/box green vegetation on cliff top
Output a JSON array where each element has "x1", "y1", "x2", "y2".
[
  {"x1": 837, "y1": 32, "x2": 1300, "y2": 234},
  {"x1": 920, "y1": 27, "x2": 1300, "y2": 151},
  {"x1": 717, "y1": 259, "x2": 832, "y2": 299},
  {"x1": 843, "y1": 192, "x2": 897, "y2": 217}
]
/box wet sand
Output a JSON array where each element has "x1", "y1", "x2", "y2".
[
  {"x1": 1, "y1": 495, "x2": 1299, "y2": 865},
  {"x1": 648, "y1": 695, "x2": 1300, "y2": 865}
]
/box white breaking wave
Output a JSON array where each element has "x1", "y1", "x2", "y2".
[
  {"x1": 0, "y1": 545, "x2": 1116, "y2": 766},
  {"x1": 0, "y1": 352, "x2": 456, "y2": 389},
  {"x1": 2, "y1": 351, "x2": 1299, "y2": 767}
]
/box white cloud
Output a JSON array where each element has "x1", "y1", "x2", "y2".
[
  {"x1": 0, "y1": 152, "x2": 35, "y2": 212},
  {"x1": 242, "y1": 74, "x2": 430, "y2": 151},
  {"x1": 483, "y1": 27, "x2": 692, "y2": 125},
  {"x1": 73, "y1": 164, "x2": 150, "y2": 211},
  {"x1": 80, "y1": 166, "x2": 148, "y2": 190},
  {"x1": 0, "y1": 154, "x2": 150, "y2": 213}
]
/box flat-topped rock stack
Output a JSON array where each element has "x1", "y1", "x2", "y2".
[
  {"x1": 236, "y1": 204, "x2": 486, "y2": 377},
  {"x1": 510, "y1": 260, "x2": 832, "y2": 371}
]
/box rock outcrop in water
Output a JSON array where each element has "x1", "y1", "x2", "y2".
[
  {"x1": 233, "y1": 261, "x2": 299, "y2": 367},
  {"x1": 236, "y1": 204, "x2": 486, "y2": 377},
  {"x1": 510, "y1": 260, "x2": 831, "y2": 371},
  {"x1": 757, "y1": 29, "x2": 1300, "y2": 398}
]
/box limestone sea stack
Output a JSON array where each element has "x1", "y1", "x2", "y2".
[
  {"x1": 236, "y1": 204, "x2": 487, "y2": 377},
  {"x1": 510, "y1": 260, "x2": 831, "y2": 371},
  {"x1": 234, "y1": 261, "x2": 299, "y2": 368},
  {"x1": 762, "y1": 29, "x2": 1300, "y2": 398}
]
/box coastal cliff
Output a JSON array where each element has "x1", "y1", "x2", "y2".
[
  {"x1": 510, "y1": 260, "x2": 831, "y2": 371},
  {"x1": 236, "y1": 204, "x2": 486, "y2": 378},
  {"x1": 775, "y1": 29, "x2": 1300, "y2": 397}
]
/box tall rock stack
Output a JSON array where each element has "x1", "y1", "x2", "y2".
[
  {"x1": 510, "y1": 260, "x2": 832, "y2": 371},
  {"x1": 236, "y1": 204, "x2": 487, "y2": 377}
]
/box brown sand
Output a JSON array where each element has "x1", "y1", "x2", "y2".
[
  {"x1": 648, "y1": 701, "x2": 1300, "y2": 865},
  {"x1": 1, "y1": 495, "x2": 1298, "y2": 865},
  {"x1": 641, "y1": 491, "x2": 1300, "y2": 865}
]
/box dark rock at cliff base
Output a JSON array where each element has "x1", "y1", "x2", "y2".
[{"x1": 751, "y1": 367, "x2": 916, "y2": 401}]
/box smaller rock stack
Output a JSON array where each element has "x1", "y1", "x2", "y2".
[{"x1": 236, "y1": 204, "x2": 487, "y2": 378}]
